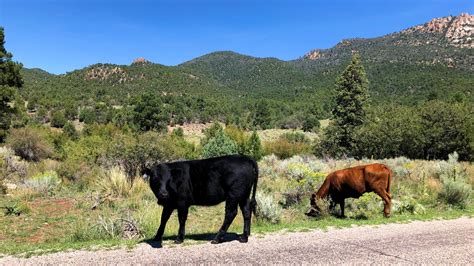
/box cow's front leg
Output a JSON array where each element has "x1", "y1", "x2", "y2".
[
  {"x1": 175, "y1": 206, "x2": 188, "y2": 244},
  {"x1": 211, "y1": 200, "x2": 238, "y2": 244},
  {"x1": 154, "y1": 205, "x2": 174, "y2": 242}
]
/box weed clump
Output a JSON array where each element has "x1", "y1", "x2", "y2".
[
  {"x1": 24, "y1": 170, "x2": 61, "y2": 195},
  {"x1": 255, "y1": 192, "x2": 282, "y2": 224},
  {"x1": 438, "y1": 178, "x2": 471, "y2": 208}
]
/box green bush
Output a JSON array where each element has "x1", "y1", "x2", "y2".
[
  {"x1": 50, "y1": 110, "x2": 67, "y2": 128},
  {"x1": 345, "y1": 193, "x2": 382, "y2": 219},
  {"x1": 392, "y1": 196, "x2": 426, "y2": 215},
  {"x1": 172, "y1": 127, "x2": 184, "y2": 137},
  {"x1": 255, "y1": 192, "x2": 281, "y2": 224},
  {"x1": 6, "y1": 127, "x2": 53, "y2": 161},
  {"x1": 63, "y1": 122, "x2": 79, "y2": 140},
  {"x1": 107, "y1": 131, "x2": 193, "y2": 178},
  {"x1": 263, "y1": 139, "x2": 312, "y2": 159},
  {"x1": 280, "y1": 163, "x2": 325, "y2": 208},
  {"x1": 245, "y1": 131, "x2": 263, "y2": 161},
  {"x1": 280, "y1": 131, "x2": 309, "y2": 144},
  {"x1": 302, "y1": 116, "x2": 320, "y2": 132},
  {"x1": 201, "y1": 130, "x2": 238, "y2": 158},
  {"x1": 24, "y1": 170, "x2": 61, "y2": 195},
  {"x1": 438, "y1": 178, "x2": 471, "y2": 208}
]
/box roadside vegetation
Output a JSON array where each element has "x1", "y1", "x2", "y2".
[
  {"x1": 0, "y1": 27, "x2": 472, "y2": 257},
  {"x1": 1, "y1": 149, "x2": 472, "y2": 256}
]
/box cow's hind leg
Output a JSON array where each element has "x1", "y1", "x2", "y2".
[
  {"x1": 211, "y1": 200, "x2": 238, "y2": 244},
  {"x1": 238, "y1": 198, "x2": 251, "y2": 243},
  {"x1": 339, "y1": 199, "x2": 346, "y2": 218},
  {"x1": 175, "y1": 206, "x2": 188, "y2": 244},
  {"x1": 375, "y1": 189, "x2": 391, "y2": 218},
  {"x1": 154, "y1": 205, "x2": 174, "y2": 242}
]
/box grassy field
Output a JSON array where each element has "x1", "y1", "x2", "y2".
[
  {"x1": 167, "y1": 122, "x2": 322, "y2": 144},
  {"x1": 1, "y1": 153, "x2": 472, "y2": 257}
]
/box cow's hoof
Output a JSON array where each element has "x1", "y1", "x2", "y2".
[
  {"x1": 174, "y1": 238, "x2": 183, "y2": 244},
  {"x1": 238, "y1": 235, "x2": 248, "y2": 243},
  {"x1": 211, "y1": 237, "x2": 224, "y2": 244}
]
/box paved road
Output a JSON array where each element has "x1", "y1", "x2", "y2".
[{"x1": 2, "y1": 217, "x2": 473, "y2": 265}]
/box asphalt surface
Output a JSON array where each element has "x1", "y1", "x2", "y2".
[{"x1": 1, "y1": 217, "x2": 473, "y2": 265}]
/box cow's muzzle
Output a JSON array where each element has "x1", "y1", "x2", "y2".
[{"x1": 305, "y1": 208, "x2": 320, "y2": 217}]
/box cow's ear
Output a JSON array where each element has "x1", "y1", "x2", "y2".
[{"x1": 141, "y1": 167, "x2": 152, "y2": 179}]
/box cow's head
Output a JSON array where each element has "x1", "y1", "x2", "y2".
[
  {"x1": 144, "y1": 164, "x2": 178, "y2": 200},
  {"x1": 305, "y1": 193, "x2": 322, "y2": 217}
]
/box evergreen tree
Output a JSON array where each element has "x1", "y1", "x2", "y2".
[
  {"x1": 132, "y1": 93, "x2": 170, "y2": 132},
  {"x1": 245, "y1": 130, "x2": 263, "y2": 160},
  {"x1": 320, "y1": 52, "x2": 369, "y2": 157},
  {"x1": 201, "y1": 129, "x2": 238, "y2": 158},
  {"x1": 254, "y1": 100, "x2": 272, "y2": 129},
  {"x1": 0, "y1": 27, "x2": 23, "y2": 141}
]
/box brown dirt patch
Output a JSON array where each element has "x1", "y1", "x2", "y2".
[{"x1": 29, "y1": 198, "x2": 74, "y2": 217}]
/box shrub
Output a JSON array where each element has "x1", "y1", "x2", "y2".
[
  {"x1": 345, "y1": 193, "x2": 382, "y2": 219},
  {"x1": 78, "y1": 108, "x2": 96, "y2": 124},
  {"x1": 263, "y1": 139, "x2": 312, "y2": 159},
  {"x1": 96, "y1": 167, "x2": 131, "y2": 197},
  {"x1": 224, "y1": 124, "x2": 247, "y2": 153},
  {"x1": 24, "y1": 170, "x2": 61, "y2": 195},
  {"x1": 255, "y1": 192, "x2": 281, "y2": 224},
  {"x1": 302, "y1": 116, "x2": 320, "y2": 132},
  {"x1": 280, "y1": 163, "x2": 326, "y2": 208},
  {"x1": 280, "y1": 131, "x2": 309, "y2": 144},
  {"x1": 63, "y1": 122, "x2": 79, "y2": 140},
  {"x1": 107, "y1": 132, "x2": 192, "y2": 178},
  {"x1": 6, "y1": 127, "x2": 53, "y2": 161},
  {"x1": 392, "y1": 196, "x2": 426, "y2": 215},
  {"x1": 438, "y1": 178, "x2": 471, "y2": 208},
  {"x1": 201, "y1": 130, "x2": 238, "y2": 158},
  {"x1": 50, "y1": 110, "x2": 67, "y2": 128},
  {"x1": 245, "y1": 131, "x2": 263, "y2": 161},
  {"x1": 172, "y1": 127, "x2": 184, "y2": 137}
]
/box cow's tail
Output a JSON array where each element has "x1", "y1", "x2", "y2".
[{"x1": 250, "y1": 159, "x2": 258, "y2": 216}]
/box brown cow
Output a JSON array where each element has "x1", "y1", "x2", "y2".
[{"x1": 306, "y1": 163, "x2": 392, "y2": 218}]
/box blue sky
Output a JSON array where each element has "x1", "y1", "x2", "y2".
[{"x1": 1, "y1": 0, "x2": 472, "y2": 74}]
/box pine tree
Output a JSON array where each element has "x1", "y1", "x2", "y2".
[
  {"x1": 254, "y1": 100, "x2": 272, "y2": 129},
  {"x1": 246, "y1": 130, "x2": 263, "y2": 160},
  {"x1": 320, "y1": 52, "x2": 369, "y2": 157},
  {"x1": 0, "y1": 27, "x2": 23, "y2": 141}
]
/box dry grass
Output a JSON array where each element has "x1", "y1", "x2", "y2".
[
  {"x1": 95, "y1": 167, "x2": 132, "y2": 197},
  {"x1": 166, "y1": 122, "x2": 321, "y2": 144}
]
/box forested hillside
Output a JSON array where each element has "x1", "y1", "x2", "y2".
[{"x1": 20, "y1": 13, "x2": 473, "y2": 126}]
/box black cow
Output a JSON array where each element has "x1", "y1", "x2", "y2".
[{"x1": 143, "y1": 155, "x2": 258, "y2": 245}]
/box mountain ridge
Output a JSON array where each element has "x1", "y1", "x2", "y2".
[{"x1": 21, "y1": 12, "x2": 473, "y2": 119}]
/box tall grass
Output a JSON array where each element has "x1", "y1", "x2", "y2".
[{"x1": 96, "y1": 167, "x2": 132, "y2": 197}]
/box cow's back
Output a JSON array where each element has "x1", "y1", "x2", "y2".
[
  {"x1": 188, "y1": 155, "x2": 257, "y2": 206},
  {"x1": 363, "y1": 163, "x2": 391, "y2": 193},
  {"x1": 327, "y1": 163, "x2": 391, "y2": 199}
]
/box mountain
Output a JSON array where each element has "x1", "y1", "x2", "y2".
[{"x1": 21, "y1": 13, "x2": 473, "y2": 118}]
